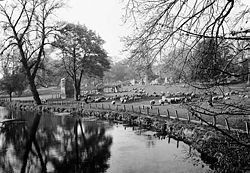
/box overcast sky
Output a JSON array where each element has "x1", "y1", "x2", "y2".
[
  {"x1": 57, "y1": 0, "x2": 130, "y2": 63},
  {"x1": 56, "y1": 0, "x2": 250, "y2": 63}
]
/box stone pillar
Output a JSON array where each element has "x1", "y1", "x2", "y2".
[
  {"x1": 61, "y1": 78, "x2": 66, "y2": 99},
  {"x1": 164, "y1": 77, "x2": 168, "y2": 84}
]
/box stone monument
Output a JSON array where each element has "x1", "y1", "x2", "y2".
[{"x1": 61, "y1": 78, "x2": 66, "y2": 99}]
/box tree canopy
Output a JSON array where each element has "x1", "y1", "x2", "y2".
[
  {"x1": 53, "y1": 22, "x2": 111, "y2": 100},
  {"x1": 0, "y1": 72, "x2": 27, "y2": 100},
  {"x1": 104, "y1": 60, "x2": 137, "y2": 83}
]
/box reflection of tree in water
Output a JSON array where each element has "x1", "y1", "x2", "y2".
[
  {"x1": 0, "y1": 110, "x2": 113, "y2": 173},
  {"x1": 0, "y1": 112, "x2": 28, "y2": 172},
  {"x1": 50, "y1": 120, "x2": 113, "y2": 173}
]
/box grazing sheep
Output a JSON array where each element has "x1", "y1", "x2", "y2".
[
  {"x1": 41, "y1": 98, "x2": 47, "y2": 104},
  {"x1": 230, "y1": 91, "x2": 238, "y2": 95},
  {"x1": 150, "y1": 100, "x2": 155, "y2": 105},
  {"x1": 111, "y1": 101, "x2": 116, "y2": 105},
  {"x1": 159, "y1": 99, "x2": 164, "y2": 105},
  {"x1": 120, "y1": 97, "x2": 124, "y2": 102},
  {"x1": 122, "y1": 99, "x2": 127, "y2": 103}
]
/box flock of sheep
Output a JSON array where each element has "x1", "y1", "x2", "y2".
[
  {"x1": 83, "y1": 86, "x2": 250, "y2": 109},
  {"x1": 85, "y1": 87, "x2": 197, "y2": 106}
]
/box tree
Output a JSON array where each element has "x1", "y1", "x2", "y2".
[
  {"x1": 35, "y1": 53, "x2": 66, "y2": 87},
  {"x1": 122, "y1": 0, "x2": 250, "y2": 79},
  {"x1": 0, "y1": 73, "x2": 27, "y2": 101},
  {"x1": 0, "y1": 48, "x2": 28, "y2": 97},
  {"x1": 189, "y1": 39, "x2": 225, "y2": 81},
  {"x1": 160, "y1": 48, "x2": 191, "y2": 82},
  {"x1": 53, "y1": 23, "x2": 111, "y2": 100},
  {"x1": 104, "y1": 60, "x2": 137, "y2": 83},
  {"x1": 0, "y1": 0, "x2": 65, "y2": 105},
  {"x1": 123, "y1": 0, "x2": 250, "y2": 148},
  {"x1": 125, "y1": 41, "x2": 156, "y2": 83}
]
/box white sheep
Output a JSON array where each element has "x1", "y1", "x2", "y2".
[
  {"x1": 150, "y1": 100, "x2": 155, "y2": 105},
  {"x1": 111, "y1": 101, "x2": 116, "y2": 105},
  {"x1": 159, "y1": 99, "x2": 164, "y2": 105}
]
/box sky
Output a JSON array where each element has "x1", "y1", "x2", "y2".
[
  {"x1": 1, "y1": 0, "x2": 250, "y2": 78},
  {"x1": 56, "y1": 0, "x2": 131, "y2": 63},
  {"x1": 56, "y1": 0, "x2": 250, "y2": 63},
  {"x1": 242, "y1": 0, "x2": 250, "y2": 5}
]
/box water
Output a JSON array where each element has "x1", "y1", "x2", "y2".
[{"x1": 0, "y1": 107, "x2": 213, "y2": 173}]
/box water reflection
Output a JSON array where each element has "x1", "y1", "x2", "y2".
[
  {"x1": 108, "y1": 124, "x2": 212, "y2": 173},
  {"x1": 0, "y1": 107, "x2": 214, "y2": 173},
  {"x1": 0, "y1": 108, "x2": 113, "y2": 173}
]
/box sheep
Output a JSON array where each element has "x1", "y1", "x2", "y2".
[
  {"x1": 120, "y1": 97, "x2": 124, "y2": 102},
  {"x1": 161, "y1": 95, "x2": 167, "y2": 102},
  {"x1": 230, "y1": 91, "x2": 239, "y2": 95},
  {"x1": 111, "y1": 100, "x2": 116, "y2": 105},
  {"x1": 121, "y1": 99, "x2": 127, "y2": 103},
  {"x1": 159, "y1": 99, "x2": 165, "y2": 105},
  {"x1": 150, "y1": 100, "x2": 155, "y2": 105},
  {"x1": 41, "y1": 98, "x2": 47, "y2": 104},
  {"x1": 165, "y1": 98, "x2": 172, "y2": 104}
]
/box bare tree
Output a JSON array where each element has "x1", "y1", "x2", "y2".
[
  {"x1": 123, "y1": 0, "x2": 250, "y2": 76},
  {"x1": 0, "y1": 0, "x2": 65, "y2": 105},
  {"x1": 123, "y1": 0, "x2": 250, "y2": 147}
]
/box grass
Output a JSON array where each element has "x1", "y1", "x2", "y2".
[{"x1": 2, "y1": 82, "x2": 250, "y2": 131}]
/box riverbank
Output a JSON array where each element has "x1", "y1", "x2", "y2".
[{"x1": 1, "y1": 101, "x2": 250, "y2": 172}]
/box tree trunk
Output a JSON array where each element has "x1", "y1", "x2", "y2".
[
  {"x1": 9, "y1": 92, "x2": 12, "y2": 102},
  {"x1": 74, "y1": 81, "x2": 81, "y2": 101},
  {"x1": 29, "y1": 78, "x2": 42, "y2": 105}
]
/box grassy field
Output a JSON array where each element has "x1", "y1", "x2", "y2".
[{"x1": 2, "y1": 83, "x2": 250, "y2": 131}]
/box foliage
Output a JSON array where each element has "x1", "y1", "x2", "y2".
[
  {"x1": 187, "y1": 39, "x2": 244, "y2": 82},
  {"x1": 189, "y1": 39, "x2": 225, "y2": 81},
  {"x1": 124, "y1": 42, "x2": 157, "y2": 82},
  {"x1": 0, "y1": 49, "x2": 28, "y2": 97},
  {"x1": 53, "y1": 22, "x2": 111, "y2": 100},
  {"x1": 36, "y1": 57, "x2": 66, "y2": 87},
  {"x1": 0, "y1": 72, "x2": 27, "y2": 100},
  {"x1": 104, "y1": 60, "x2": 137, "y2": 83},
  {"x1": 160, "y1": 48, "x2": 191, "y2": 82}
]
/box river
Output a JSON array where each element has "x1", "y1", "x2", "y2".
[{"x1": 0, "y1": 107, "x2": 213, "y2": 173}]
